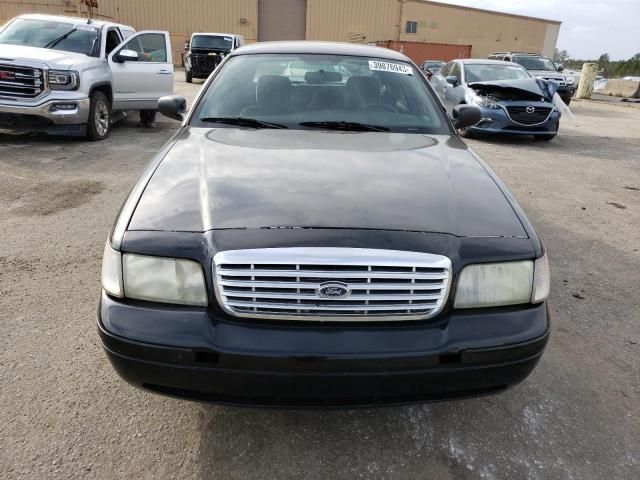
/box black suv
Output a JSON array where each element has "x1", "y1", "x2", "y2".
[{"x1": 489, "y1": 52, "x2": 575, "y2": 105}]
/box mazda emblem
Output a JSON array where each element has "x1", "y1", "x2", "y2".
[
  {"x1": 317, "y1": 282, "x2": 351, "y2": 299},
  {"x1": 526, "y1": 106, "x2": 535, "y2": 114}
]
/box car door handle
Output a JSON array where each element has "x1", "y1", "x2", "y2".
[{"x1": 157, "y1": 69, "x2": 172, "y2": 74}]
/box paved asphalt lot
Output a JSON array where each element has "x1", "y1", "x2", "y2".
[{"x1": 1, "y1": 76, "x2": 639, "y2": 480}]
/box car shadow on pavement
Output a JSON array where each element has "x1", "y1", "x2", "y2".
[{"x1": 196, "y1": 380, "x2": 563, "y2": 480}]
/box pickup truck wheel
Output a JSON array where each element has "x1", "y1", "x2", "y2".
[
  {"x1": 186, "y1": 70, "x2": 193, "y2": 83},
  {"x1": 561, "y1": 96, "x2": 572, "y2": 106},
  {"x1": 87, "y1": 91, "x2": 111, "y2": 141}
]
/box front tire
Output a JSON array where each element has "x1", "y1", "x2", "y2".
[
  {"x1": 459, "y1": 127, "x2": 475, "y2": 138},
  {"x1": 561, "y1": 95, "x2": 572, "y2": 106},
  {"x1": 86, "y1": 91, "x2": 110, "y2": 141},
  {"x1": 186, "y1": 69, "x2": 192, "y2": 83}
]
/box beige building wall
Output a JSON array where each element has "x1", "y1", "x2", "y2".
[
  {"x1": 306, "y1": 0, "x2": 400, "y2": 43},
  {"x1": 1, "y1": 0, "x2": 560, "y2": 62},
  {"x1": 398, "y1": 1, "x2": 557, "y2": 58}
]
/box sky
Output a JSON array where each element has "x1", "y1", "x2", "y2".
[{"x1": 435, "y1": 0, "x2": 640, "y2": 60}]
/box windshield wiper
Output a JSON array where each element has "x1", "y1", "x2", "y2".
[
  {"x1": 200, "y1": 117, "x2": 288, "y2": 129},
  {"x1": 299, "y1": 121, "x2": 390, "y2": 132},
  {"x1": 43, "y1": 28, "x2": 77, "y2": 49}
]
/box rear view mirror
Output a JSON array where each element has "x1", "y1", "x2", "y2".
[
  {"x1": 445, "y1": 75, "x2": 459, "y2": 87},
  {"x1": 557, "y1": 65, "x2": 564, "y2": 72},
  {"x1": 115, "y1": 49, "x2": 139, "y2": 63},
  {"x1": 158, "y1": 95, "x2": 188, "y2": 121},
  {"x1": 452, "y1": 104, "x2": 481, "y2": 130}
]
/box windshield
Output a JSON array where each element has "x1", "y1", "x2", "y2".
[
  {"x1": 0, "y1": 18, "x2": 99, "y2": 56},
  {"x1": 191, "y1": 53, "x2": 449, "y2": 134},
  {"x1": 512, "y1": 56, "x2": 557, "y2": 72},
  {"x1": 192, "y1": 35, "x2": 233, "y2": 50},
  {"x1": 464, "y1": 64, "x2": 531, "y2": 82}
]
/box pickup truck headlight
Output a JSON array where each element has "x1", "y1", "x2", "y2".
[
  {"x1": 566, "y1": 77, "x2": 575, "y2": 85},
  {"x1": 454, "y1": 255, "x2": 550, "y2": 308},
  {"x1": 48, "y1": 70, "x2": 79, "y2": 91},
  {"x1": 101, "y1": 244, "x2": 208, "y2": 306}
]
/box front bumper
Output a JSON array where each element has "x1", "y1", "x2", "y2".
[
  {"x1": 0, "y1": 94, "x2": 90, "y2": 130},
  {"x1": 470, "y1": 103, "x2": 560, "y2": 137},
  {"x1": 98, "y1": 291, "x2": 549, "y2": 407}
]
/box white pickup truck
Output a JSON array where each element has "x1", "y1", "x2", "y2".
[{"x1": 0, "y1": 14, "x2": 174, "y2": 140}]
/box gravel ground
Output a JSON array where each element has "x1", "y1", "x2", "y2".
[{"x1": 1, "y1": 77, "x2": 638, "y2": 480}]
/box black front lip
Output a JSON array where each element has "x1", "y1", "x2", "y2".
[{"x1": 98, "y1": 292, "x2": 549, "y2": 407}]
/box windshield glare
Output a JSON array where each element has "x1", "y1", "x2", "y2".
[
  {"x1": 0, "y1": 19, "x2": 99, "y2": 56},
  {"x1": 513, "y1": 56, "x2": 557, "y2": 72},
  {"x1": 192, "y1": 35, "x2": 233, "y2": 50},
  {"x1": 464, "y1": 64, "x2": 531, "y2": 82},
  {"x1": 191, "y1": 54, "x2": 449, "y2": 134}
]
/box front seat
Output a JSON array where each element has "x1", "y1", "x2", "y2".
[
  {"x1": 241, "y1": 75, "x2": 291, "y2": 116},
  {"x1": 346, "y1": 76, "x2": 382, "y2": 109}
]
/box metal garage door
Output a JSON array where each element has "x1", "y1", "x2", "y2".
[{"x1": 258, "y1": 0, "x2": 307, "y2": 41}]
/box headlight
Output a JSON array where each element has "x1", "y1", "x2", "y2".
[
  {"x1": 466, "y1": 92, "x2": 500, "y2": 109},
  {"x1": 101, "y1": 245, "x2": 208, "y2": 306},
  {"x1": 123, "y1": 254, "x2": 208, "y2": 306},
  {"x1": 48, "y1": 70, "x2": 79, "y2": 90},
  {"x1": 101, "y1": 243, "x2": 123, "y2": 298},
  {"x1": 565, "y1": 77, "x2": 575, "y2": 85},
  {"x1": 454, "y1": 260, "x2": 534, "y2": 308},
  {"x1": 532, "y1": 253, "x2": 550, "y2": 303}
]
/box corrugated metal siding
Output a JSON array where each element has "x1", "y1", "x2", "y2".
[
  {"x1": 399, "y1": 1, "x2": 549, "y2": 58},
  {"x1": 377, "y1": 40, "x2": 471, "y2": 63},
  {"x1": 306, "y1": 0, "x2": 399, "y2": 43}
]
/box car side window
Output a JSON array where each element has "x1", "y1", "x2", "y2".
[
  {"x1": 451, "y1": 63, "x2": 461, "y2": 82},
  {"x1": 121, "y1": 33, "x2": 167, "y2": 62},
  {"x1": 105, "y1": 28, "x2": 122, "y2": 56}
]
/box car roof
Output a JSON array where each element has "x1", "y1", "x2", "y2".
[
  {"x1": 232, "y1": 41, "x2": 411, "y2": 62},
  {"x1": 192, "y1": 32, "x2": 241, "y2": 38},
  {"x1": 17, "y1": 13, "x2": 128, "y2": 29},
  {"x1": 453, "y1": 58, "x2": 524, "y2": 66}
]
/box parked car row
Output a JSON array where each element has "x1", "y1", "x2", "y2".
[{"x1": 421, "y1": 52, "x2": 568, "y2": 141}]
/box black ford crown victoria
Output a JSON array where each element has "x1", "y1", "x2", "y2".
[{"x1": 99, "y1": 42, "x2": 550, "y2": 407}]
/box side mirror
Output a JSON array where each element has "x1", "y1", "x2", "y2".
[
  {"x1": 452, "y1": 104, "x2": 481, "y2": 130},
  {"x1": 184, "y1": 41, "x2": 190, "y2": 51},
  {"x1": 445, "y1": 75, "x2": 459, "y2": 87},
  {"x1": 114, "y1": 49, "x2": 139, "y2": 63},
  {"x1": 424, "y1": 68, "x2": 433, "y2": 79},
  {"x1": 158, "y1": 95, "x2": 188, "y2": 121},
  {"x1": 557, "y1": 65, "x2": 564, "y2": 72}
]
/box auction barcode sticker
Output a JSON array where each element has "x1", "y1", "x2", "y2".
[{"x1": 369, "y1": 61, "x2": 412, "y2": 75}]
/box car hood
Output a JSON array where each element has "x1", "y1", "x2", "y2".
[
  {"x1": 127, "y1": 128, "x2": 527, "y2": 238},
  {"x1": 468, "y1": 78, "x2": 558, "y2": 101},
  {"x1": 0, "y1": 44, "x2": 88, "y2": 69}
]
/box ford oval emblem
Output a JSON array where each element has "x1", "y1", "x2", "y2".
[
  {"x1": 526, "y1": 106, "x2": 535, "y2": 114},
  {"x1": 317, "y1": 282, "x2": 351, "y2": 299}
]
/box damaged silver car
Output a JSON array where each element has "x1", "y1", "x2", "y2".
[{"x1": 431, "y1": 59, "x2": 560, "y2": 141}]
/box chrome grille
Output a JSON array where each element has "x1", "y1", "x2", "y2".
[
  {"x1": 505, "y1": 106, "x2": 553, "y2": 126},
  {"x1": 0, "y1": 64, "x2": 44, "y2": 99},
  {"x1": 213, "y1": 248, "x2": 452, "y2": 321}
]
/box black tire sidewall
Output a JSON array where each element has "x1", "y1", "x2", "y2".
[
  {"x1": 186, "y1": 70, "x2": 193, "y2": 83},
  {"x1": 86, "y1": 91, "x2": 110, "y2": 141}
]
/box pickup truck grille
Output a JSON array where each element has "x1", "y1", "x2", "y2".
[
  {"x1": 541, "y1": 76, "x2": 566, "y2": 86},
  {"x1": 0, "y1": 64, "x2": 44, "y2": 99},
  {"x1": 213, "y1": 248, "x2": 452, "y2": 321},
  {"x1": 506, "y1": 106, "x2": 553, "y2": 126}
]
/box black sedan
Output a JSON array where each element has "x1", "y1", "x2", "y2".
[{"x1": 99, "y1": 42, "x2": 550, "y2": 407}]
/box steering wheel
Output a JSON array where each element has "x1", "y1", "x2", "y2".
[{"x1": 358, "y1": 104, "x2": 398, "y2": 113}]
